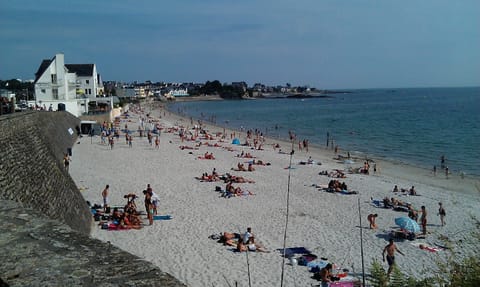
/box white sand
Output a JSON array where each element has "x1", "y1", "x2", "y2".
[{"x1": 70, "y1": 103, "x2": 480, "y2": 287}]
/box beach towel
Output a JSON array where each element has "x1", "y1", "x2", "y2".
[
  {"x1": 371, "y1": 199, "x2": 383, "y2": 208},
  {"x1": 278, "y1": 247, "x2": 312, "y2": 257},
  {"x1": 154, "y1": 215, "x2": 173, "y2": 220},
  {"x1": 107, "y1": 223, "x2": 130, "y2": 231}
]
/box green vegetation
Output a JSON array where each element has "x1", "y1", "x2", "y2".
[
  {"x1": 0, "y1": 79, "x2": 34, "y2": 101},
  {"x1": 194, "y1": 80, "x2": 246, "y2": 99}
]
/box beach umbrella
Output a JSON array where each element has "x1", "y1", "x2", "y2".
[
  {"x1": 395, "y1": 217, "x2": 420, "y2": 233},
  {"x1": 232, "y1": 138, "x2": 240, "y2": 145}
]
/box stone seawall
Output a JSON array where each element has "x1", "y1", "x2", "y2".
[
  {"x1": 0, "y1": 111, "x2": 92, "y2": 234},
  {"x1": 0, "y1": 112, "x2": 186, "y2": 286}
]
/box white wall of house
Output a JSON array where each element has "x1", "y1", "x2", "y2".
[{"x1": 34, "y1": 53, "x2": 106, "y2": 117}]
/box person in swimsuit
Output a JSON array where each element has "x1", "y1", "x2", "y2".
[
  {"x1": 383, "y1": 238, "x2": 404, "y2": 276},
  {"x1": 420, "y1": 206, "x2": 427, "y2": 235},
  {"x1": 438, "y1": 202, "x2": 446, "y2": 226}
]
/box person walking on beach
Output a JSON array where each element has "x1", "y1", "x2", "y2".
[
  {"x1": 383, "y1": 238, "x2": 404, "y2": 276},
  {"x1": 420, "y1": 206, "x2": 427, "y2": 235},
  {"x1": 367, "y1": 214, "x2": 378, "y2": 229},
  {"x1": 109, "y1": 136, "x2": 114, "y2": 150},
  {"x1": 445, "y1": 166, "x2": 449, "y2": 179},
  {"x1": 128, "y1": 135, "x2": 133, "y2": 148},
  {"x1": 433, "y1": 165, "x2": 437, "y2": 176},
  {"x1": 438, "y1": 202, "x2": 446, "y2": 226},
  {"x1": 155, "y1": 136, "x2": 160, "y2": 149},
  {"x1": 102, "y1": 185, "x2": 109, "y2": 212}
]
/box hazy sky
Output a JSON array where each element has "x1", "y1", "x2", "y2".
[{"x1": 1, "y1": 0, "x2": 479, "y2": 89}]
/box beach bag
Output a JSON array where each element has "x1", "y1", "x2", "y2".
[{"x1": 215, "y1": 186, "x2": 222, "y2": 192}]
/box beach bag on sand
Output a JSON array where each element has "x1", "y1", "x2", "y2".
[{"x1": 215, "y1": 186, "x2": 222, "y2": 192}]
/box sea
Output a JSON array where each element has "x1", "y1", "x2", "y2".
[{"x1": 167, "y1": 87, "x2": 480, "y2": 176}]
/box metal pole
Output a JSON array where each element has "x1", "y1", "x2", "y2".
[{"x1": 358, "y1": 197, "x2": 366, "y2": 286}]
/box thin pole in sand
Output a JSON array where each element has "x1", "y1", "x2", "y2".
[
  {"x1": 358, "y1": 197, "x2": 366, "y2": 286},
  {"x1": 280, "y1": 139, "x2": 295, "y2": 287},
  {"x1": 245, "y1": 248, "x2": 252, "y2": 287}
]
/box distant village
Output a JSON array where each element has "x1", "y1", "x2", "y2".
[{"x1": 1, "y1": 53, "x2": 340, "y2": 117}]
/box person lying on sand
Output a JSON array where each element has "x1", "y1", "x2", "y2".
[
  {"x1": 251, "y1": 159, "x2": 269, "y2": 165},
  {"x1": 179, "y1": 145, "x2": 198, "y2": 150},
  {"x1": 203, "y1": 152, "x2": 215, "y2": 159},
  {"x1": 225, "y1": 174, "x2": 255, "y2": 183},
  {"x1": 225, "y1": 181, "x2": 254, "y2": 197},
  {"x1": 221, "y1": 232, "x2": 241, "y2": 246},
  {"x1": 328, "y1": 170, "x2": 346, "y2": 178},
  {"x1": 238, "y1": 237, "x2": 269, "y2": 253},
  {"x1": 236, "y1": 163, "x2": 247, "y2": 171}
]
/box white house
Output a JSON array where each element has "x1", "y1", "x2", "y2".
[{"x1": 34, "y1": 53, "x2": 106, "y2": 117}]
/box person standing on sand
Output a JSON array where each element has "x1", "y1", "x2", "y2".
[
  {"x1": 382, "y1": 238, "x2": 404, "y2": 276},
  {"x1": 102, "y1": 185, "x2": 109, "y2": 212},
  {"x1": 63, "y1": 153, "x2": 71, "y2": 172},
  {"x1": 438, "y1": 202, "x2": 446, "y2": 226},
  {"x1": 420, "y1": 206, "x2": 427, "y2": 235},
  {"x1": 367, "y1": 214, "x2": 378, "y2": 229},
  {"x1": 445, "y1": 166, "x2": 449, "y2": 179},
  {"x1": 433, "y1": 165, "x2": 437, "y2": 176}
]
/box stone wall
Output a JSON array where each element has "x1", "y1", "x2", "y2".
[
  {"x1": 0, "y1": 199, "x2": 185, "y2": 286},
  {"x1": 0, "y1": 111, "x2": 91, "y2": 234},
  {"x1": 0, "y1": 112, "x2": 186, "y2": 286}
]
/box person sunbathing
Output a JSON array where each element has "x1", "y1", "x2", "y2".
[
  {"x1": 383, "y1": 197, "x2": 394, "y2": 208},
  {"x1": 230, "y1": 175, "x2": 255, "y2": 183},
  {"x1": 252, "y1": 159, "x2": 266, "y2": 165},
  {"x1": 119, "y1": 211, "x2": 142, "y2": 229},
  {"x1": 179, "y1": 145, "x2": 196, "y2": 150},
  {"x1": 248, "y1": 163, "x2": 255, "y2": 172},
  {"x1": 236, "y1": 238, "x2": 248, "y2": 252},
  {"x1": 111, "y1": 207, "x2": 123, "y2": 223},
  {"x1": 237, "y1": 163, "x2": 247, "y2": 171},
  {"x1": 409, "y1": 186, "x2": 417, "y2": 195},
  {"x1": 204, "y1": 152, "x2": 215, "y2": 159},
  {"x1": 245, "y1": 237, "x2": 269, "y2": 252},
  {"x1": 222, "y1": 232, "x2": 241, "y2": 246}
]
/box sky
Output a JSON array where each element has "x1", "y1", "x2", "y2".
[{"x1": 0, "y1": 0, "x2": 479, "y2": 89}]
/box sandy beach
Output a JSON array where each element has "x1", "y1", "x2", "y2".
[{"x1": 70, "y1": 103, "x2": 480, "y2": 287}]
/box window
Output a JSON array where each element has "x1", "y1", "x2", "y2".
[
  {"x1": 86, "y1": 80, "x2": 90, "y2": 84},
  {"x1": 41, "y1": 89, "x2": 46, "y2": 93},
  {"x1": 51, "y1": 74, "x2": 57, "y2": 84},
  {"x1": 88, "y1": 89, "x2": 92, "y2": 95},
  {"x1": 52, "y1": 88, "x2": 58, "y2": 100}
]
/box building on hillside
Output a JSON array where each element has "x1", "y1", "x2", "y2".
[{"x1": 33, "y1": 53, "x2": 106, "y2": 117}]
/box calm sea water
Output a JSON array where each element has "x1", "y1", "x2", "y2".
[{"x1": 168, "y1": 87, "x2": 480, "y2": 176}]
